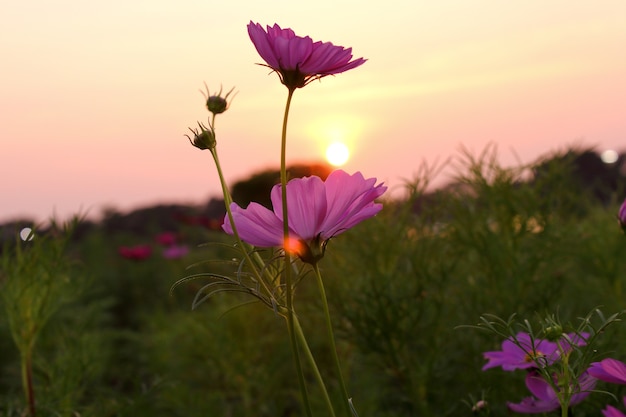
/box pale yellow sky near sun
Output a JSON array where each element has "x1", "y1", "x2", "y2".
[{"x1": 1, "y1": 0, "x2": 625, "y2": 222}]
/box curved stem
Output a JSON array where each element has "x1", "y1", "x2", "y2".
[
  {"x1": 313, "y1": 263, "x2": 352, "y2": 417},
  {"x1": 209, "y1": 118, "x2": 276, "y2": 298},
  {"x1": 211, "y1": 142, "x2": 273, "y2": 285},
  {"x1": 280, "y1": 88, "x2": 313, "y2": 417}
]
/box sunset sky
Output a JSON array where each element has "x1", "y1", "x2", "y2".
[{"x1": 2, "y1": 0, "x2": 625, "y2": 223}]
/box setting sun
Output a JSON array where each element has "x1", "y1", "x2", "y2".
[{"x1": 325, "y1": 142, "x2": 350, "y2": 166}]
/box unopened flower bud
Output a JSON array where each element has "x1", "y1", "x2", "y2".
[
  {"x1": 186, "y1": 123, "x2": 215, "y2": 150},
  {"x1": 202, "y1": 84, "x2": 236, "y2": 115},
  {"x1": 207, "y1": 95, "x2": 228, "y2": 114},
  {"x1": 472, "y1": 400, "x2": 487, "y2": 413},
  {"x1": 543, "y1": 325, "x2": 563, "y2": 341}
]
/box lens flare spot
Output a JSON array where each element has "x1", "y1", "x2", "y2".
[
  {"x1": 20, "y1": 227, "x2": 34, "y2": 241},
  {"x1": 284, "y1": 237, "x2": 304, "y2": 256},
  {"x1": 325, "y1": 142, "x2": 350, "y2": 166},
  {"x1": 601, "y1": 149, "x2": 618, "y2": 164}
]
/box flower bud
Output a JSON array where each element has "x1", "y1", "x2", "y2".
[
  {"x1": 202, "y1": 84, "x2": 236, "y2": 115},
  {"x1": 472, "y1": 400, "x2": 488, "y2": 413},
  {"x1": 206, "y1": 95, "x2": 229, "y2": 114},
  {"x1": 186, "y1": 123, "x2": 215, "y2": 150},
  {"x1": 543, "y1": 325, "x2": 563, "y2": 341}
]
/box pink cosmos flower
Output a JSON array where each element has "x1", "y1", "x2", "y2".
[
  {"x1": 222, "y1": 170, "x2": 386, "y2": 263},
  {"x1": 603, "y1": 398, "x2": 626, "y2": 417},
  {"x1": 507, "y1": 370, "x2": 596, "y2": 414},
  {"x1": 118, "y1": 245, "x2": 152, "y2": 261},
  {"x1": 482, "y1": 332, "x2": 589, "y2": 371},
  {"x1": 247, "y1": 21, "x2": 366, "y2": 89},
  {"x1": 482, "y1": 332, "x2": 559, "y2": 371},
  {"x1": 589, "y1": 358, "x2": 626, "y2": 384},
  {"x1": 605, "y1": 405, "x2": 626, "y2": 417}
]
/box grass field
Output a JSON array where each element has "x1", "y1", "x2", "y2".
[{"x1": 2, "y1": 146, "x2": 626, "y2": 417}]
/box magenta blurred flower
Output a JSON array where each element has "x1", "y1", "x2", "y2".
[
  {"x1": 619, "y1": 198, "x2": 626, "y2": 232},
  {"x1": 118, "y1": 245, "x2": 152, "y2": 261},
  {"x1": 247, "y1": 21, "x2": 366, "y2": 89},
  {"x1": 605, "y1": 405, "x2": 626, "y2": 417},
  {"x1": 603, "y1": 398, "x2": 626, "y2": 417},
  {"x1": 589, "y1": 358, "x2": 626, "y2": 384},
  {"x1": 482, "y1": 332, "x2": 559, "y2": 371},
  {"x1": 162, "y1": 244, "x2": 190, "y2": 260},
  {"x1": 155, "y1": 231, "x2": 178, "y2": 246},
  {"x1": 222, "y1": 170, "x2": 386, "y2": 263},
  {"x1": 507, "y1": 370, "x2": 596, "y2": 414}
]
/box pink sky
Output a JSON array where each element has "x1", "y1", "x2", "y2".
[{"x1": 2, "y1": 1, "x2": 625, "y2": 224}]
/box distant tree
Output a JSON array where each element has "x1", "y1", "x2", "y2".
[
  {"x1": 101, "y1": 204, "x2": 196, "y2": 236},
  {"x1": 230, "y1": 162, "x2": 332, "y2": 209},
  {"x1": 533, "y1": 147, "x2": 626, "y2": 206}
]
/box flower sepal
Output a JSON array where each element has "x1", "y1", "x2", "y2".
[
  {"x1": 186, "y1": 122, "x2": 216, "y2": 150},
  {"x1": 289, "y1": 235, "x2": 326, "y2": 265},
  {"x1": 203, "y1": 85, "x2": 236, "y2": 115}
]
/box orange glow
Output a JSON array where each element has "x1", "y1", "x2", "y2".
[{"x1": 284, "y1": 237, "x2": 304, "y2": 257}]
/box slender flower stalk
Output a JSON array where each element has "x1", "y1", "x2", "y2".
[
  {"x1": 186, "y1": 92, "x2": 278, "y2": 304},
  {"x1": 293, "y1": 315, "x2": 336, "y2": 417},
  {"x1": 206, "y1": 119, "x2": 281, "y2": 304},
  {"x1": 278, "y1": 87, "x2": 314, "y2": 417},
  {"x1": 314, "y1": 262, "x2": 352, "y2": 417}
]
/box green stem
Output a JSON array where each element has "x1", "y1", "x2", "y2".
[
  {"x1": 559, "y1": 346, "x2": 570, "y2": 417},
  {"x1": 280, "y1": 88, "x2": 313, "y2": 417},
  {"x1": 313, "y1": 263, "x2": 352, "y2": 417},
  {"x1": 293, "y1": 315, "x2": 337, "y2": 417},
  {"x1": 21, "y1": 347, "x2": 36, "y2": 417}
]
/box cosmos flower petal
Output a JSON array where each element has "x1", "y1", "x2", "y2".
[
  {"x1": 507, "y1": 371, "x2": 594, "y2": 414},
  {"x1": 321, "y1": 171, "x2": 386, "y2": 237},
  {"x1": 222, "y1": 202, "x2": 284, "y2": 247},
  {"x1": 302, "y1": 43, "x2": 366, "y2": 75},
  {"x1": 247, "y1": 22, "x2": 280, "y2": 68},
  {"x1": 589, "y1": 358, "x2": 626, "y2": 384},
  {"x1": 271, "y1": 175, "x2": 327, "y2": 240},
  {"x1": 507, "y1": 397, "x2": 560, "y2": 414},
  {"x1": 619, "y1": 198, "x2": 626, "y2": 225},
  {"x1": 604, "y1": 405, "x2": 626, "y2": 417},
  {"x1": 288, "y1": 36, "x2": 314, "y2": 69},
  {"x1": 525, "y1": 373, "x2": 555, "y2": 402}
]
